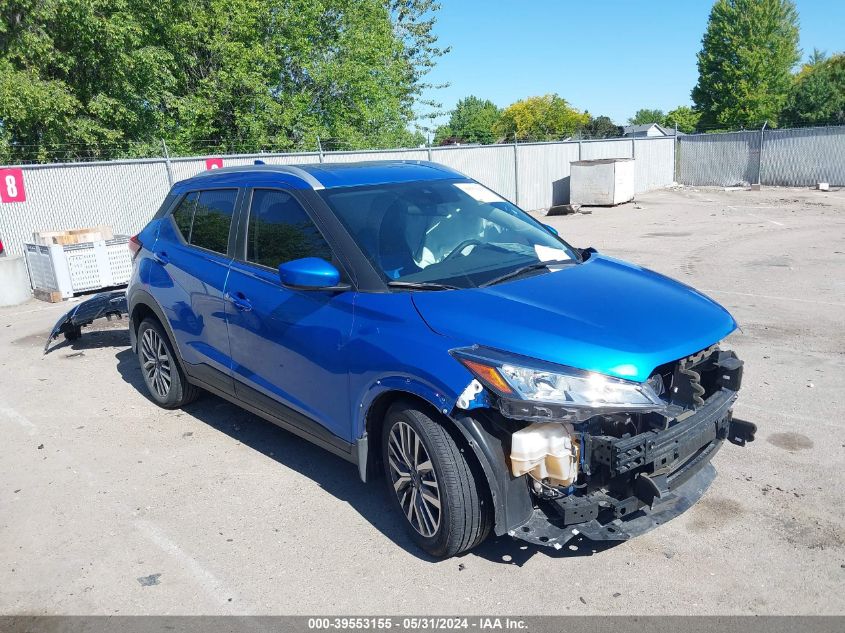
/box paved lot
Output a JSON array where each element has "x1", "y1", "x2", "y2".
[{"x1": 1, "y1": 186, "x2": 844, "y2": 615}]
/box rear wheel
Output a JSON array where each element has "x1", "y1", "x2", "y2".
[
  {"x1": 382, "y1": 402, "x2": 492, "y2": 558},
  {"x1": 137, "y1": 318, "x2": 200, "y2": 408}
]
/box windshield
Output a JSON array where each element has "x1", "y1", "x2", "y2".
[{"x1": 319, "y1": 179, "x2": 578, "y2": 289}]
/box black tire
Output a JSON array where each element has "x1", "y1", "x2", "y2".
[
  {"x1": 136, "y1": 317, "x2": 200, "y2": 409},
  {"x1": 382, "y1": 401, "x2": 492, "y2": 558}
]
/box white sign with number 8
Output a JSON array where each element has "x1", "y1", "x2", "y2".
[
  {"x1": 5, "y1": 174, "x2": 17, "y2": 198},
  {"x1": 0, "y1": 168, "x2": 25, "y2": 203}
]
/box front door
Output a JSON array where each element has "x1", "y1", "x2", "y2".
[{"x1": 224, "y1": 188, "x2": 355, "y2": 442}]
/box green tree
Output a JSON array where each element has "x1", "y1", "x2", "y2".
[
  {"x1": 494, "y1": 94, "x2": 588, "y2": 142},
  {"x1": 433, "y1": 96, "x2": 499, "y2": 144},
  {"x1": 806, "y1": 48, "x2": 828, "y2": 66},
  {"x1": 387, "y1": 0, "x2": 450, "y2": 138},
  {"x1": 583, "y1": 115, "x2": 620, "y2": 139},
  {"x1": 0, "y1": 0, "x2": 177, "y2": 161},
  {"x1": 692, "y1": 0, "x2": 800, "y2": 129},
  {"x1": 0, "y1": 0, "x2": 444, "y2": 163},
  {"x1": 781, "y1": 53, "x2": 845, "y2": 126},
  {"x1": 163, "y1": 0, "x2": 417, "y2": 154},
  {"x1": 628, "y1": 109, "x2": 666, "y2": 126},
  {"x1": 665, "y1": 106, "x2": 702, "y2": 133},
  {"x1": 432, "y1": 123, "x2": 454, "y2": 144}
]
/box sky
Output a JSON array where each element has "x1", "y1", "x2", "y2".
[{"x1": 419, "y1": 0, "x2": 845, "y2": 129}]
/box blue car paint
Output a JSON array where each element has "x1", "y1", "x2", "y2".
[
  {"x1": 279, "y1": 257, "x2": 342, "y2": 288},
  {"x1": 296, "y1": 161, "x2": 465, "y2": 189},
  {"x1": 171, "y1": 169, "x2": 315, "y2": 193},
  {"x1": 136, "y1": 217, "x2": 164, "y2": 253},
  {"x1": 225, "y1": 259, "x2": 356, "y2": 440},
  {"x1": 411, "y1": 254, "x2": 737, "y2": 383},
  {"x1": 130, "y1": 160, "x2": 738, "y2": 449},
  {"x1": 149, "y1": 214, "x2": 235, "y2": 384},
  {"x1": 168, "y1": 161, "x2": 465, "y2": 195},
  {"x1": 345, "y1": 291, "x2": 474, "y2": 439}
]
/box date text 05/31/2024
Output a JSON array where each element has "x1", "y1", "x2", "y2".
[{"x1": 307, "y1": 617, "x2": 527, "y2": 630}]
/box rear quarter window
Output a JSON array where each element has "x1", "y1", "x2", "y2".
[{"x1": 172, "y1": 192, "x2": 198, "y2": 240}]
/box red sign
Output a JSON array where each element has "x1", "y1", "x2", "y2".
[
  {"x1": 205, "y1": 158, "x2": 223, "y2": 170},
  {"x1": 0, "y1": 168, "x2": 26, "y2": 203}
]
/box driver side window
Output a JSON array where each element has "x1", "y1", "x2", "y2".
[{"x1": 246, "y1": 189, "x2": 334, "y2": 270}]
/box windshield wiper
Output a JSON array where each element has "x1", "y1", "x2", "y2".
[
  {"x1": 479, "y1": 259, "x2": 574, "y2": 287},
  {"x1": 386, "y1": 280, "x2": 460, "y2": 291}
]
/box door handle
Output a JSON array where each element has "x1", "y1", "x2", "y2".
[
  {"x1": 225, "y1": 292, "x2": 253, "y2": 312},
  {"x1": 153, "y1": 250, "x2": 169, "y2": 265}
]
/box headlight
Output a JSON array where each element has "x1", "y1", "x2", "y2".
[{"x1": 452, "y1": 347, "x2": 666, "y2": 422}]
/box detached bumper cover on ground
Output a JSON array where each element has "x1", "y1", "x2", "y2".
[{"x1": 44, "y1": 290, "x2": 128, "y2": 353}]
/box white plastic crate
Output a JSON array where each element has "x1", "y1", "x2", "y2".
[{"x1": 24, "y1": 236, "x2": 132, "y2": 298}]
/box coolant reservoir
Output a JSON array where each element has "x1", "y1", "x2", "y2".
[{"x1": 510, "y1": 423, "x2": 579, "y2": 487}]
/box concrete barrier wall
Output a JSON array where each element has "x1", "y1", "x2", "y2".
[{"x1": 0, "y1": 256, "x2": 32, "y2": 306}]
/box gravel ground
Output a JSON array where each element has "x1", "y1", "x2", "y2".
[{"x1": 1, "y1": 185, "x2": 843, "y2": 616}]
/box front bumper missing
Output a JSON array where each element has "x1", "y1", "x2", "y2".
[
  {"x1": 512, "y1": 462, "x2": 716, "y2": 549},
  {"x1": 508, "y1": 386, "x2": 756, "y2": 549},
  {"x1": 588, "y1": 388, "x2": 738, "y2": 481}
]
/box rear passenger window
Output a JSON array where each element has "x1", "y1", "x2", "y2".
[
  {"x1": 170, "y1": 189, "x2": 237, "y2": 255},
  {"x1": 246, "y1": 189, "x2": 334, "y2": 269},
  {"x1": 191, "y1": 190, "x2": 237, "y2": 254}
]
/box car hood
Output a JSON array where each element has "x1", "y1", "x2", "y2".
[{"x1": 411, "y1": 255, "x2": 737, "y2": 382}]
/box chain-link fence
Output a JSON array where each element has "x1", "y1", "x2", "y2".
[
  {"x1": 0, "y1": 137, "x2": 676, "y2": 257},
  {"x1": 678, "y1": 124, "x2": 845, "y2": 187},
  {"x1": 761, "y1": 126, "x2": 845, "y2": 186},
  {"x1": 4, "y1": 124, "x2": 841, "y2": 259}
]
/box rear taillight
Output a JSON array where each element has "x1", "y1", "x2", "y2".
[
  {"x1": 0, "y1": 238, "x2": 4, "y2": 255},
  {"x1": 128, "y1": 235, "x2": 142, "y2": 260}
]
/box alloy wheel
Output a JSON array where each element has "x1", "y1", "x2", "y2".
[
  {"x1": 387, "y1": 420, "x2": 442, "y2": 537},
  {"x1": 141, "y1": 328, "x2": 172, "y2": 399}
]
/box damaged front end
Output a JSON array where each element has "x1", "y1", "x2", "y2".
[{"x1": 451, "y1": 344, "x2": 756, "y2": 549}]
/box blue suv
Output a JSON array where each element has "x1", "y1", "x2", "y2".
[{"x1": 52, "y1": 161, "x2": 755, "y2": 557}]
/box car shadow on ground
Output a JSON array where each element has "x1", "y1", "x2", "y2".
[{"x1": 108, "y1": 341, "x2": 620, "y2": 565}]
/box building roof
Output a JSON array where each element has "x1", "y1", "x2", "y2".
[{"x1": 622, "y1": 123, "x2": 683, "y2": 136}]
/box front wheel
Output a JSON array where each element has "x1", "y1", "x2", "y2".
[{"x1": 382, "y1": 402, "x2": 492, "y2": 558}]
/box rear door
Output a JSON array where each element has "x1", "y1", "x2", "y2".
[
  {"x1": 224, "y1": 188, "x2": 356, "y2": 442},
  {"x1": 154, "y1": 188, "x2": 241, "y2": 394}
]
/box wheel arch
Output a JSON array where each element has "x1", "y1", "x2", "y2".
[
  {"x1": 361, "y1": 388, "x2": 533, "y2": 536},
  {"x1": 128, "y1": 290, "x2": 188, "y2": 376},
  {"x1": 363, "y1": 389, "x2": 445, "y2": 480},
  {"x1": 130, "y1": 302, "x2": 156, "y2": 341}
]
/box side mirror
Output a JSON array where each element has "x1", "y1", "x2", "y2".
[
  {"x1": 543, "y1": 224, "x2": 559, "y2": 236},
  {"x1": 279, "y1": 257, "x2": 347, "y2": 290}
]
